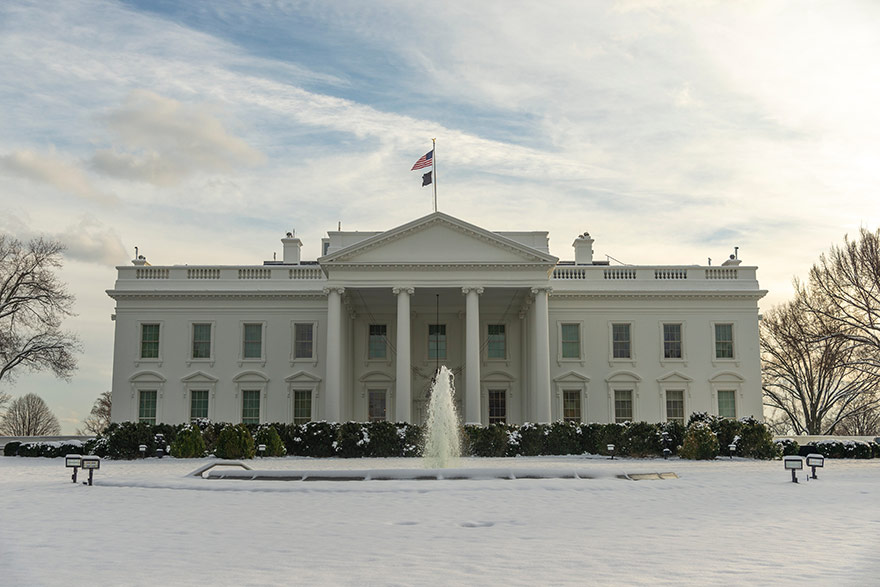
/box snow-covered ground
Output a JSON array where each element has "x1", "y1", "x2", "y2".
[{"x1": 1, "y1": 455, "x2": 878, "y2": 586}]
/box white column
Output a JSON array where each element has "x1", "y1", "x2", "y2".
[
  {"x1": 324, "y1": 287, "x2": 344, "y2": 422},
  {"x1": 393, "y1": 287, "x2": 414, "y2": 423},
  {"x1": 463, "y1": 287, "x2": 483, "y2": 425},
  {"x1": 532, "y1": 287, "x2": 552, "y2": 423}
]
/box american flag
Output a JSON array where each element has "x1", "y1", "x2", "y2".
[{"x1": 411, "y1": 150, "x2": 433, "y2": 170}]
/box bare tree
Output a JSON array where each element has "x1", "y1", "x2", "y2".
[
  {"x1": 0, "y1": 236, "x2": 80, "y2": 383},
  {"x1": 761, "y1": 291, "x2": 880, "y2": 435},
  {"x1": 799, "y1": 227, "x2": 880, "y2": 369},
  {"x1": 836, "y1": 392, "x2": 880, "y2": 436},
  {"x1": 0, "y1": 393, "x2": 61, "y2": 436},
  {"x1": 77, "y1": 390, "x2": 112, "y2": 435},
  {"x1": 0, "y1": 390, "x2": 9, "y2": 418}
]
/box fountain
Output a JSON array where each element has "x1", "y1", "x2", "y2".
[{"x1": 422, "y1": 366, "x2": 461, "y2": 468}]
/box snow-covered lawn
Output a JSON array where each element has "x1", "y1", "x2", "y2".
[{"x1": 2, "y1": 455, "x2": 878, "y2": 586}]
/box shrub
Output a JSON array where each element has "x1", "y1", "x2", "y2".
[
  {"x1": 659, "y1": 421, "x2": 685, "y2": 456},
  {"x1": 516, "y1": 422, "x2": 547, "y2": 456},
  {"x1": 679, "y1": 422, "x2": 720, "y2": 460},
  {"x1": 366, "y1": 421, "x2": 406, "y2": 457},
  {"x1": 578, "y1": 423, "x2": 604, "y2": 455},
  {"x1": 625, "y1": 422, "x2": 662, "y2": 457},
  {"x1": 396, "y1": 422, "x2": 423, "y2": 457},
  {"x1": 600, "y1": 423, "x2": 629, "y2": 456},
  {"x1": 544, "y1": 421, "x2": 582, "y2": 455},
  {"x1": 214, "y1": 424, "x2": 255, "y2": 459},
  {"x1": 775, "y1": 438, "x2": 800, "y2": 457},
  {"x1": 254, "y1": 425, "x2": 286, "y2": 457},
  {"x1": 463, "y1": 423, "x2": 509, "y2": 457},
  {"x1": 337, "y1": 422, "x2": 370, "y2": 458},
  {"x1": 170, "y1": 424, "x2": 207, "y2": 458},
  {"x1": 93, "y1": 421, "x2": 158, "y2": 460},
  {"x1": 736, "y1": 417, "x2": 778, "y2": 459},
  {"x1": 295, "y1": 421, "x2": 338, "y2": 457},
  {"x1": 3, "y1": 441, "x2": 21, "y2": 456}
]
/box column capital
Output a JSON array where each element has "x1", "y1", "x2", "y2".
[
  {"x1": 462, "y1": 286, "x2": 484, "y2": 295},
  {"x1": 530, "y1": 286, "x2": 552, "y2": 296},
  {"x1": 322, "y1": 286, "x2": 345, "y2": 296},
  {"x1": 392, "y1": 286, "x2": 415, "y2": 296}
]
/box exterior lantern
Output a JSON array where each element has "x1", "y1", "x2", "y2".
[
  {"x1": 728, "y1": 443, "x2": 737, "y2": 459},
  {"x1": 139, "y1": 444, "x2": 147, "y2": 458},
  {"x1": 805, "y1": 453, "x2": 824, "y2": 479},
  {"x1": 607, "y1": 444, "x2": 615, "y2": 460},
  {"x1": 80, "y1": 456, "x2": 101, "y2": 486},
  {"x1": 783, "y1": 455, "x2": 803, "y2": 483},
  {"x1": 258, "y1": 444, "x2": 267, "y2": 458},
  {"x1": 662, "y1": 447, "x2": 671, "y2": 460},
  {"x1": 65, "y1": 454, "x2": 83, "y2": 483},
  {"x1": 154, "y1": 434, "x2": 166, "y2": 458}
]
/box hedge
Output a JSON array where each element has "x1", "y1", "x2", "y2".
[{"x1": 7, "y1": 418, "x2": 876, "y2": 460}]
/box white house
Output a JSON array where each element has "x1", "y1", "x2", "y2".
[{"x1": 107, "y1": 212, "x2": 766, "y2": 427}]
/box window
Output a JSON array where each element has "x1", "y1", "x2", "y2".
[
  {"x1": 190, "y1": 390, "x2": 209, "y2": 420},
  {"x1": 488, "y1": 389, "x2": 506, "y2": 424},
  {"x1": 140, "y1": 324, "x2": 160, "y2": 359},
  {"x1": 294, "y1": 323, "x2": 314, "y2": 359},
  {"x1": 718, "y1": 390, "x2": 736, "y2": 418},
  {"x1": 614, "y1": 389, "x2": 633, "y2": 423},
  {"x1": 368, "y1": 389, "x2": 386, "y2": 422},
  {"x1": 563, "y1": 390, "x2": 581, "y2": 423},
  {"x1": 561, "y1": 323, "x2": 580, "y2": 359},
  {"x1": 666, "y1": 389, "x2": 684, "y2": 423},
  {"x1": 293, "y1": 390, "x2": 312, "y2": 425},
  {"x1": 663, "y1": 323, "x2": 682, "y2": 359},
  {"x1": 368, "y1": 324, "x2": 387, "y2": 360},
  {"x1": 192, "y1": 324, "x2": 211, "y2": 359},
  {"x1": 138, "y1": 390, "x2": 157, "y2": 424},
  {"x1": 715, "y1": 323, "x2": 734, "y2": 359},
  {"x1": 612, "y1": 323, "x2": 631, "y2": 359},
  {"x1": 428, "y1": 324, "x2": 446, "y2": 360},
  {"x1": 487, "y1": 324, "x2": 506, "y2": 359},
  {"x1": 242, "y1": 390, "x2": 260, "y2": 424},
  {"x1": 243, "y1": 323, "x2": 263, "y2": 359}
]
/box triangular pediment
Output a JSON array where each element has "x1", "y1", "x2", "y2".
[{"x1": 320, "y1": 212, "x2": 558, "y2": 267}]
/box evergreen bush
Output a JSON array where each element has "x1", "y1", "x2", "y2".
[
  {"x1": 366, "y1": 421, "x2": 405, "y2": 457},
  {"x1": 3, "y1": 441, "x2": 21, "y2": 456},
  {"x1": 214, "y1": 424, "x2": 255, "y2": 459},
  {"x1": 463, "y1": 423, "x2": 509, "y2": 457},
  {"x1": 577, "y1": 423, "x2": 604, "y2": 454},
  {"x1": 679, "y1": 422, "x2": 720, "y2": 460},
  {"x1": 736, "y1": 417, "x2": 778, "y2": 459},
  {"x1": 93, "y1": 421, "x2": 158, "y2": 459},
  {"x1": 516, "y1": 422, "x2": 547, "y2": 456},
  {"x1": 170, "y1": 424, "x2": 207, "y2": 458},
  {"x1": 775, "y1": 438, "x2": 800, "y2": 457},
  {"x1": 396, "y1": 422, "x2": 423, "y2": 457},
  {"x1": 544, "y1": 421, "x2": 582, "y2": 455},
  {"x1": 336, "y1": 422, "x2": 369, "y2": 458},
  {"x1": 625, "y1": 421, "x2": 661, "y2": 457},
  {"x1": 254, "y1": 425, "x2": 286, "y2": 457}
]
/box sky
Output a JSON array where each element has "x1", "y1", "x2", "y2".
[{"x1": 2, "y1": 0, "x2": 879, "y2": 433}]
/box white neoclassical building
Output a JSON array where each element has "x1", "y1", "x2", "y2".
[{"x1": 108, "y1": 212, "x2": 766, "y2": 427}]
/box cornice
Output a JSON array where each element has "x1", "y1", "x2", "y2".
[
  {"x1": 549, "y1": 291, "x2": 767, "y2": 301},
  {"x1": 106, "y1": 290, "x2": 326, "y2": 301}
]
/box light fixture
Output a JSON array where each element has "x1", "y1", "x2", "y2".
[
  {"x1": 65, "y1": 454, "x2": 83, "y2": 483},
  {"x1": 805, "y1": 453, "x2": 824, "y2": 479},
  {"x1": 783, "y1": 455, "x2": 803, "y2": 483}
]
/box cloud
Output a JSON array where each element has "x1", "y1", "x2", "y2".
[
  {"x1": 89, "y1": 90, "x2": 265, "y2": 186},
  {"x1": 55, "y1": 217, "x2": 129, "y2": 267},
  {"x1": 0, "y1": 149, "x2": 116, "y2": 204}
]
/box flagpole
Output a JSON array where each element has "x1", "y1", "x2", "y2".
[{"x1": 432, "y1": 138, "x2": 437, "y2": 212}]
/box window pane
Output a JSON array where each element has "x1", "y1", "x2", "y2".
[
  {"x1": 368, "y1": 390, "x2": 386, "y2": 422},
  {"x1": 294, "y1": 323, "x2": 313, "y2": 359},
  {"x1": 242, "y1": 390, "x2": 260, "y2": 424},
  {"x1": 293, "y1": 390, "x2": 312, "y2": 425},
  {"x1": 487, "y1": 324, "x2": 506, "y2": 359},
  {"x1": 561, "y1": 323, "x2": 580, "y2": 359},
  {"x1": 368, "y1": 324, "x2": 387, "y2": 359},
  {"x1": 489, "y1": 390, "x2": 506, "y2": 424},
  {"x1": 139, "y1": 390, "x2": 157, "y2": 424},
  {"x1": 141, "y1": 324, "x2": 160, "y2": 359},
  {"x1": 612, "y1": 323, "x2": 631, "y2": 359},
  {"x1": 718, "y1": 390, "x2": 736, "y2": 418},
  {"x1": 614, "y1": 389, "x2": 632, "y2": 423},
  {"x1": 192, "y1": 324, "x2": 211, "y2": 359},
  {"x1": 563, "y1": 390, "x2": 581, "y2": 423},
  {"x1": 428, "y1": 324, "x2": 446, "y2": 360},
  {"x1": 663, "y1": 323, "x2": 682, "y2": 359},
  {"x1": 190, "y1": 390, "x2": 209, "y2": 420},
  {"x1": 666, "y1": 389, "x2": 684, "y2": 423},
  {"x1": 715, "y1": 323, "x2": 734, "y2": 359},
  {"x1": 243, "y1": 323, "x2": 263, "y2": 359}
]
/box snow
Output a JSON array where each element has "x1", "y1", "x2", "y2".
[{"x1": 1, "y1": 455, "x2": 878, "y2": 586}]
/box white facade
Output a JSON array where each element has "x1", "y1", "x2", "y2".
[{"x1": 108, "y1": 212, "x2": 766, "y2": 426}]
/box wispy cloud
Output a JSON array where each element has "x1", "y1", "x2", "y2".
[
  {"x1": 0, "y1": 148, "x2": 116, "y2": 204},
  {"x1": 90, "y1": 90, "x2": 265, "y2": 186}
]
